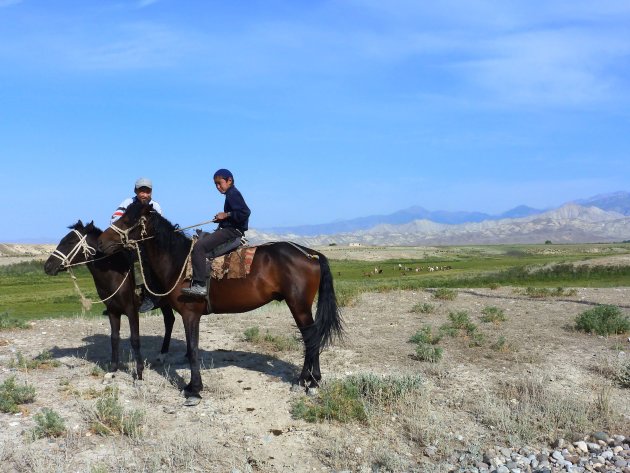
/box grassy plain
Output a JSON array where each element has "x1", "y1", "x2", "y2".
[{"x1": 2, "y1": 242, "x2": 630, "y2": 321}]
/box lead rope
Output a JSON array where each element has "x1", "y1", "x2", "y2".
[
  {"x1": 285, "y1": 241, "x2": 319, "y2": 259},
  {"x1": 67, "y1": 266, "x2": 131, "y2": 314},
  {"x1": 132, "y1": 238, "x2": 196, "y2": 297}
]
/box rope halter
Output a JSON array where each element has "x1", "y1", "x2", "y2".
[
  {"x1": 108, "y1": 216, "x2": 149, "y2": 249},
  {"x1": 49, "y1": 229, "x2": 97, "y2": 269}
]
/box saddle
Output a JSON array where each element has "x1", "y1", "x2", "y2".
[{"x1": 205, "y1": 237, "x2": 256, "y2": 280}]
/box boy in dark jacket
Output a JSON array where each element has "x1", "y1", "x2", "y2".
[{"x1": 182, "y1": 168, "x2": 251, "y2": 297}]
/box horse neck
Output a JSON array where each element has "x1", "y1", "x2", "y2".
[{"x1": 141, "y1": 235, "x2": 190, "y2": 288}]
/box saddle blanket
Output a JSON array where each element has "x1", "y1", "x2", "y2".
[{"x1": 209, "y1": 246, "x2": 257, "y2": 280}]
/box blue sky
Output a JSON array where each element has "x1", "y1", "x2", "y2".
[{"x1": 1, "y1": 0, "x2": 629, "y2": 242}]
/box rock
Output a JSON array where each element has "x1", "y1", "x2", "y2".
[
  {"x1": 574, "y1": 441, "x2": 589, "y2": 453},
  {"x1": 592, "y1": 432, "x2": 609, "y2": 442}
]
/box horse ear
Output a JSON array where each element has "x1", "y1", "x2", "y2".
[
  {"x1": 86, "y1": 220, "x2": 95, "y2": 231},
  {"x1": 69, "y1": 219, "x2": 83, "y2": 230}
]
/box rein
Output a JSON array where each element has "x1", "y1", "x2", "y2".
[
  {"x1": 109, "y1": 216, "x2": 195, "y2": 297},
  {"x1": 51, "y1": 229, "x2": 131, "y2": 311}
]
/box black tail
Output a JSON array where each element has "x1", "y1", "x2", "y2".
[{"x1": 315, "y1": 253, "x2": 344, "y2": 351}]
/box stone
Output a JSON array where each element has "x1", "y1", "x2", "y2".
[{"x1": 574, "y1": 442, "x2": 589, "y2": 453}]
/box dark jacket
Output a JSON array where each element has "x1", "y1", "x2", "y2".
[{"x1": 219, "y1": 185, "x2": 251, "y2": 233}]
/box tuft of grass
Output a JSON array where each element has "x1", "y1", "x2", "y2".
[
  {"x1": 409, "y1": 326, "x2": 443, "y2": 362},
  {"x1": 575, "y1": 305, "x2": 630, "y2": 336},
  {"x1": 292, "y1": 373, "x2": 423, "y2": 423},
  {"x1": 440, "y1": 311, "x2": 485, "y2": 347},
  {"x1": 616, "y1": 361, "x2": 630, "y2": 388},
  {"x1": 9, "y1": 350, "x2": 61, "y2": 370},
  {"x1": 411, "y1": 302, "x2": 435, "y2": 314},
  {"x1": 243, "y1": 326, "x2": 300, "y2": 352},
  {"x1": 409, "y1": 326, "x2": 442, "y2": 345},
  {"x1": 0, "y1": 312, "x2": 30, "y2": 330},
  {"x1": 90, "y1": 387, "x2": 144, "y2": 437},
  {"x1": 432, "y1": 288, "x2": 457, "y2": 301},
  {"x1": 490, "y1": 336, "x2": 512, "y2": 353},
  {"x1": 30, "y1": 408, "x2": 66, "y2": 439},
  {"x1": 481, "y1": 306, "x2": 507, "y2": 324},
  {"x1": 414, "y1": 343, "x2": 443, "y2": 362},
  {"x1": 0, "y1": 375, "x2": 36, "y2": 413}
]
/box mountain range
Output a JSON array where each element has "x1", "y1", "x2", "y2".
[{"x1": 251, "y1": 191, "x2": 630, "y2": 246}]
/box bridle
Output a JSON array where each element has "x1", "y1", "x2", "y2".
[
  {"x1": 49, "y1": 229, "x2": 97, "y2": 269},
  {"x1": 108, "y1": 216, "x2": 151, "y2": 249}
]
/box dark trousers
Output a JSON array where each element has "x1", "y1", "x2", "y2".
[{"x1": 191, "y1": 227, "x2": 241, "y2": 284}]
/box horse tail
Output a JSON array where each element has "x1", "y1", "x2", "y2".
[{"x1": 315, "y1": 252, "x2": 344, "y2": 351}]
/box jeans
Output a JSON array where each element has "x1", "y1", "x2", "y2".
[{"x1": 190, "y1": 227, "x2": 242, "y2": 284}]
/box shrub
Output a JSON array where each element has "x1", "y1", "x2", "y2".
[
  {"x1": 440, "y1": 311, "x2": 485, "y2": 347},
  {"x1": 0, "y1": 376, "x2": 36, "y2": 413},
  {"x1": 575, "y1": 305, "x2": 630, "y2": 336},
  {"x1": 0, "y1": 312, "x2": 30, "y2": 330},
  {"x1": 30, "y1": 408, "x2": 66, "y2": 439},
  {"x1": 409, "y1": 326, "x2": 441, "y2": 345},
  {"x1": 292, "y1": 373, "x2": 423, "y2": 423},
  {"x1": 91, "y1": 387, "x2": 144, "y2": 437},
  {"x1": 243, "y1": 326, "x2": 300, "y2": 352},
  {"x1": 415, "y1": 343, "x2": 443, "y2": 362},
  {"x1": 411, "y1": 302, "x2": 435, "y2": 314},
  {"x1": 433, "y1": 288, "x2": 457, "y2": 301},
  {"x1": 481, "y1": 306, "x2": 507, "y2": 324},
  {"x1": 10, "y1": 351, "x2": 61, "y2": 370}
]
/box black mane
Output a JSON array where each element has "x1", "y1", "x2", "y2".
[
  {"x1": 69, "y1": 220, "x2": 102, "y2": 237},
  {"x1": 125, "y1": 201, "x2": 192, "y2": 258}
]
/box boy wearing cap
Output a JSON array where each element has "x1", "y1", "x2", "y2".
[
  {"x1": 182, "y1": 168, "x2": 251, "y2": 297},
  {"x1": 111, "y1": 178, "x2": 163, "y2": 312}
]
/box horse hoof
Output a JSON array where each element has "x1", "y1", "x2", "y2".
[
  {"x1": 290, "y1": 384, "x2": 305, "y2": 393},
  {"x1": 184, "y1": 396, "x2": 202, "y2": 407},
  {"x1": 306, "y1": 387, "x2": 319, "y2": 397},
  {"x1": 134, "y1": 379, "x2": 144, "y2": 388}
]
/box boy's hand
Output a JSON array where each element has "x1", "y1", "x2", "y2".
[{"x1": 213, "y1": 212, "x2": 229, "y2": 221}]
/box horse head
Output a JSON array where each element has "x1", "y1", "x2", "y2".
[
  {"x1": 98, "y1": 201, "x2": 156, "y2": 255},
  {"x1": 44, "y1": 220, "x2": 100, "y2": 275}
]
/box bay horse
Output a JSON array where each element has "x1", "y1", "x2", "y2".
[
  {"x1": 97, "y1": 201, "x2": 343, "y2": 405},
  {"x1": 44, "y1": 220, "x2": 177, "y2": 380}
]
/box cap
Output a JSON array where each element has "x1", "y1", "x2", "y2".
[
  {"x1": 213, "y1": 168, "x2": 233, "y2": 180},
  {"x1": 135, "y1": 177, "x2": 153, "y2": 190}
]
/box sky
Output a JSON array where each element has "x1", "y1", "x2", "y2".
[{"x1": 1, "y1": 0, "x2": 630, "y2": 242}]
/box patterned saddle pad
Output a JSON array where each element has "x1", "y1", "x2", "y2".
[{"x1": 208, "y1": 246, "x2": 257, "y2": 280}]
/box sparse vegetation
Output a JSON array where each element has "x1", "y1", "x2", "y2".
[
  {"x1": 9, "y1": 350, "x2": 61, "y2": 370},
  {"x1": 440, "y1": 311, "x2": 485, "y2": 347},
  {"x1": 90, "y1": 387, "x2": 144, "y2": 437},
  {"x1": 480, "y1": 306, "x2": 507, "y2": 324},
  {"x1": 0, "y1": 311, "x2": 30, "y2": 330},
  {"x1": 409, "y1": 326, "x2": 443, "y2": 362},
  {"x1": 433, "y1": 288, "x2": 457, "y2": 301},
  {"x1": 0, "y1": 375, "x2": 36, "y2": 413},
  {"x1": 411, "y1": 302, "x2": 435, "y2": 314},
  {"x1": 243, "y1": 326, "x2": 300, "y2": 352},
  {"x1": 30, "y1": 408, "x2": 66, "y2": 439},
  {"x1": 292, "y1": 373, "x2": 424, "y2": 423},
  {"x1": 575, "y1": 305, "x2": 630, "y2": 336}
]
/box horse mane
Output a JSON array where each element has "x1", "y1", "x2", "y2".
[
  {"x1": 69, "y1": 220, "x2": 103, "y2": 237},
  {"x1": 124, "y1": 201, "x2": 192, "y2": 258}
]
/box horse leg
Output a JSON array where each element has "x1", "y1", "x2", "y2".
[
  {"x1": 107, "y1": 311, "x2": 121, "y2": 372},
  {"x1": 127, "y1": 310, "x2": 144, "y2": 381},
  {"x1": 289, "y1": 301, "x2": 321, "y2": 391},
  {"x1": 181, "y1": 312, "x2": 203, "y2": 405},
  {"x1": 156, "y1": 305, "x2": 176, "y2": 364}
]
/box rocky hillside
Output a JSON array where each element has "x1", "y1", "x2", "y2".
[{"x1": 247, "y1": 204, "x2": 630, "y2": 246}]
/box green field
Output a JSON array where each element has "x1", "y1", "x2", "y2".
[{"x1": 2, "y1": 243, "x2": 630, "y2": 321}]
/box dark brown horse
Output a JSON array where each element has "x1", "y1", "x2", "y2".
[
  {"x1": 97, "y1": 201, "x2": 343, "y2": 405},
  {"x1": 44, "y1": 221, "x2": 177, "y2": 380}
]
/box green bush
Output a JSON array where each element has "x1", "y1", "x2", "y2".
[
  {"x1": 575, "y1": 305, "x2": 630, "y2": 336},
  {"x1": 433, "y1": 288, "x2": 457, "y2": 301},
  {"x1": 0, "y1": 312, "x2": 30, "y2": 330},
  {"x1": 411, "y1": 302, "x2": 435, "y2": 314},
  {"x1": 0, "y1": 376, "x2": 36, "y2": 413},
  {"x1": 30, "y1": 408, "x2": 66, "y2": 439},
  {"x1": 481, "y1": 306, "x2": 507, "y2": 324},
  {"x1": 414, "y1": 343, "x2": 443, "y2": 362},
  {"x1": 292, "y1": 373, "x2": 423, "y2": 423},
  {"x1": 409, "y1": 326, "x2": 442, "y2": 345},
  {"x1": 91, "y1": 387, "x2": 144, "y2": 437}
]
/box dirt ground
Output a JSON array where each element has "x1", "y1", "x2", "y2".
[{"x1": 1, "y1": 282, "x2": 630, "y2": 472}]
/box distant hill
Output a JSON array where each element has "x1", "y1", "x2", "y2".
[
  {"x1": 248, "y1": 203, "x2": 630, "y2": 246},
  {"x1": 262, "y1": 191, "x2": 630, "y2": 237}
]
